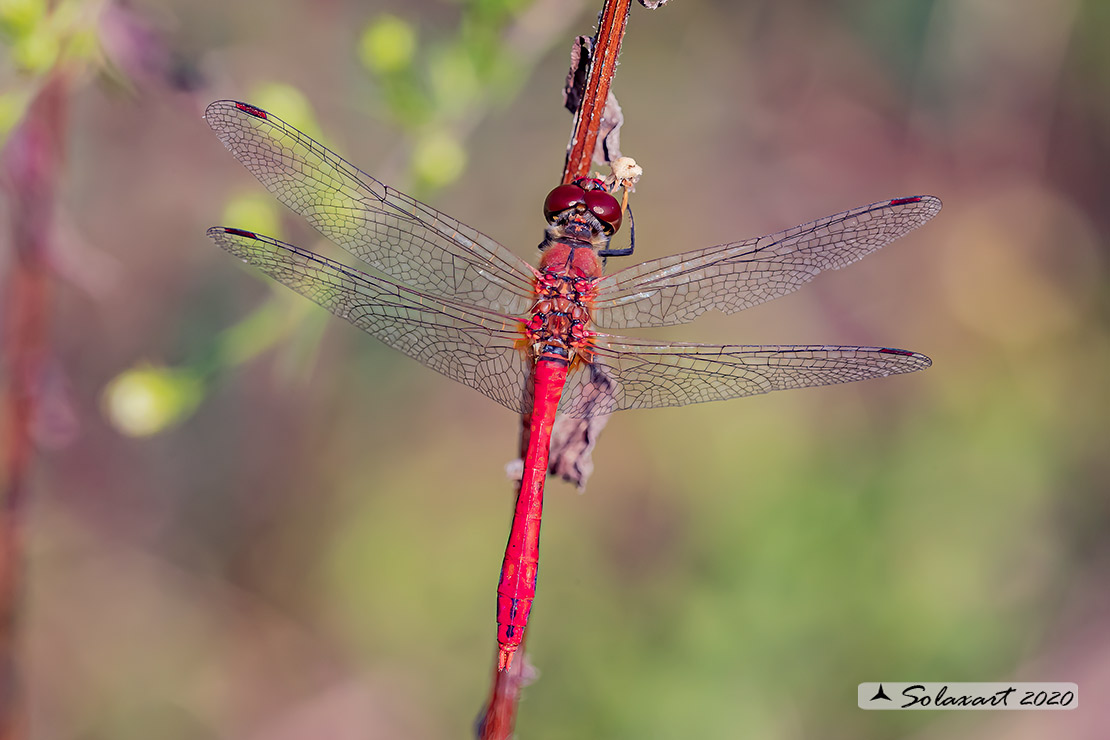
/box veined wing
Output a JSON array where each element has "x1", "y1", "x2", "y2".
[
  {"x1": 205, "y1": 101, "x2": 537, "y2": 314},
  {"x1": 558, "y1": 336, "x2": 930, "y2": 418},
  {"x1": 209, "y1": 227, "x2": 531, "y2": 414},
  {"x1": 592, "y1": 196, "x2": 941, "y2": 329}
]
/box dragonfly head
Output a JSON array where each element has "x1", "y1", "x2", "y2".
[{"x1": 543, "y1": 180, "x2": 623, "y2": 236}]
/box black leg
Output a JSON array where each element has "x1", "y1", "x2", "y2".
[{"x1": 597, "y1": 203, "x2": 635, "y2": 260}]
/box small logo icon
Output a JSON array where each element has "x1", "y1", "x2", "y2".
[{"x1": 870, "y1": 684, "x2": 892, "y2": 702}]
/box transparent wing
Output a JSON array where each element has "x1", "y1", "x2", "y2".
[
  {"x1": 592, "y1": 196, "x2": 941, "y2": 329},
  {"x1": 209, "y1": 229, "x2": 928, "y2": 420},
  {"x1": 558, "y1": 336, "x2": 930, "y2": 418},
  {"x1": 205, "y1": 100, "x2": 537, "y2": 314},
  {"x1": 209, "y1": 227, "x2": 531, "y2": 414}
]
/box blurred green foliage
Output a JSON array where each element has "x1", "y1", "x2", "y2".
[
  {"x1": 358, "y1": 14, "x2": 416, "y2": 75},
  {"x1": 0, "y1": 0, "x2": 102, "y2": 137},
  {"x1": 101, "y1": 364, "x2": 203, "y2": 437}
]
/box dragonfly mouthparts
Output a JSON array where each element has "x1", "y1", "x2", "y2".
[{"x1": 560, "y1": 219, "x2": 597, "y2": 242}]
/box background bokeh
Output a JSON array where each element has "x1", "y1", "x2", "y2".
[{"x1": 3, "y1": 0, "x2": 1108, "y2": 738}]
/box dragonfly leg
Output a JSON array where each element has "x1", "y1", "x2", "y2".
[{"x1": 597, "y1": 203, "x2": 636, "y2": 261}]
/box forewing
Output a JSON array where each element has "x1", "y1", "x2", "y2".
[
  {"x1": 558, "y1": 336, "x2": 930, "y2": 417},
  {"x1": 593, "y1": 196, "x2": 941, "y2": 328},
  {"x1": 209, "y1": 227, "x2": 530, "y2": 414},
  {"x1": 205, "y1": 100, "x2": 537, "y2": 314}
]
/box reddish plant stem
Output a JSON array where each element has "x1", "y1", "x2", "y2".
[
  {"x1": 477, "y1": 2, "x2": 633, "y2": 738},
  {"x1": 0, "y1": 69, "x2": 68, "y2": 740},
  {"x1": 562, "y1": 0, "x2": 632, "y2": 184},
  {"x1": 475, "y1": 637, "x2": 528, "y2": 740}
]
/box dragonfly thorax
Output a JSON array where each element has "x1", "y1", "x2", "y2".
[
  {"x1": 526, "y1": 269, "x2": 597, "y2": 363},
  {"x1": 538, "y1": 241, "x2": 603, "y2": 280}
]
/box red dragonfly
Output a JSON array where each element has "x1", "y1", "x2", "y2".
[{"x1": 206, "y1": 100, "x2": 940, "y2": 671}]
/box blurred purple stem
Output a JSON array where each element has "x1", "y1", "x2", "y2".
[{"x1": 1, "y1": 69, "x2": 69, "y2": 740}]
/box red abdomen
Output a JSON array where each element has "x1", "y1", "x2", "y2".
[{"x1": 495, "y1": 358, "x2": 568, "y2": 670}]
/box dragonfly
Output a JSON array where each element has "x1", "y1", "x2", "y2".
[{"x1": 205, "y1": 100, "x2": 940, "y2": 672}]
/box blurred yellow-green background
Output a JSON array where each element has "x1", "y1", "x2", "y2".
[{"x1": 3, "y1": 0, "x2": 1108, "y2": 738}]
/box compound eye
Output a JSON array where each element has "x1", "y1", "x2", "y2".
[
  {"x1": 584, "y1": 189, "x2": 623, "y2": 233},
  {"x1": 543, "y1": 184, "x2": 586, "y2": 222}
]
